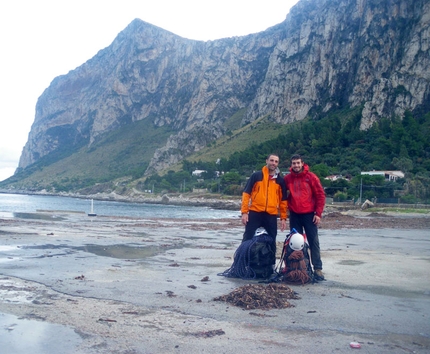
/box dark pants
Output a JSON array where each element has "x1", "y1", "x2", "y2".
[
  {"x1": 242, "y1": 211, "x2": 278, "y2": 242},
  {"x1": 289, "y1": 210, "x2": 323, "y2": 270},
  {"x1": 242, "y1": 211, "x2": 277, "y2": 257}
]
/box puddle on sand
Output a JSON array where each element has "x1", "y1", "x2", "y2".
[
  {"x1": 10, "y1": 212, "x2": 66, "y2": 221},
  {"x1": 337, "y1": 260, "x2": 365, "y2": 266},
  {"x1": 0, "y1": 312, "x2": 82, "y2": 354},
  {"x1": 22, "y1": 243, "x2": 184, "y2": 260},
  {"x1": 76, "y1": 244, "x2": 177, "y2": 259}
]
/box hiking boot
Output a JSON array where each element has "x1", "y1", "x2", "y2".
[{"x1": 314, "y1": 269, "x2": 325, "y2": 280}]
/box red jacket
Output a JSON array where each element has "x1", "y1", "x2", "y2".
[
  {"x1": 284, "y1": 164, "x2": 325, "y2": 217},
  {"x1": 241, "y1": 166, "x2": 288, "y2": 219}
]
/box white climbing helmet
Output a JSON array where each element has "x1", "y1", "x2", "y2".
[
  {"x1": 254, "y1": 227, "x2": 268, "y2": 237},
  {"x1": 289, "y1": 232, "x2": 304, "y2": 250}
]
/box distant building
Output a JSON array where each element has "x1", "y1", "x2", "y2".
[
  {"x1": 361, "y1": 170, "x2": 404, "y2": 181},
  {"x1": 325, "y1": 175, "x2": 344, "y2": 181},
  {"x1": 192, "y1": 169, "x2": 207, "y2": 177}
]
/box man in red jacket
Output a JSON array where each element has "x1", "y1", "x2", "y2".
[{"x1": 284, "y1": 154, "x2": 326, "y2": 280}]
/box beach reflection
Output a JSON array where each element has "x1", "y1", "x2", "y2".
[{"x1": 0, "y1": 312, "x2": 82, "y2": 354}]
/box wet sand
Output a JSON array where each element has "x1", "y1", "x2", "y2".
[{"x1": 0, "y1": 211, "x2": 429, "y2": 353}]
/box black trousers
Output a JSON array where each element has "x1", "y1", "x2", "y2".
[
  {"x1": 242, "y1": 210, "x2": 277, "y2": 242},
  {"x1": 289, "y1": 210, "x2": 323, "y2": 270}
]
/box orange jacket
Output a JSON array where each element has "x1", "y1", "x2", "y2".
[{"x1": 241, "y1": 166, "x2": 288, "y2": 219}]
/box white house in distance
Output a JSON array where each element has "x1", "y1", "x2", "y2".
[
  {"x1": 361, "y1": 170, "x2": 405, "y2": 181},
  {"x1": 325, "y1": 174, "x2": 351, "y2": 181},
  {"x1": 192, "y1": 169, "x2": 207, "y2": 177}
]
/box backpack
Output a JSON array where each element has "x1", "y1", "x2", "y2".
[
  {"x1": 248, "y1": 235, "x2": 276, "y2": 279},
  {"x1": 218, "y1": 230, "x2": 276, "y2": 280},
  {"x1": 280, "y1": 231, "x2": 313, "y2": 284}
]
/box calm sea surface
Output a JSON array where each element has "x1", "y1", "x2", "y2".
[{"x1": 0, "y1": 193, "x2": 238, "y2": 219}]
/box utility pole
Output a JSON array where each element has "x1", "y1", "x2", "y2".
[{"x1": 359, "y1": 178, "x2": 363, "y2": 205}]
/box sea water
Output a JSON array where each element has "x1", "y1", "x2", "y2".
[{"x1": 0, "y1": 193, "x2": 238, "y2": 219}]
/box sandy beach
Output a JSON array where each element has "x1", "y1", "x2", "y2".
[{"x1": 0, "y1": 209, "x2": 429, "y2": 353}]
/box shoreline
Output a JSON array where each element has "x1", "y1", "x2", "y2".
[
  {"x1": 1, "y1": 190, "x2": 430, "y2": 231},
  {"x1": 2, "y1": 189, "x2": 430, "y2": 213},
  {"x1": 0, "y1": 189, "x2": 242, "y2": 210}
]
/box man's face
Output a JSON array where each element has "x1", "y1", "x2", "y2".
[
  {"x1": 291, "y1": 158, "x2": 304, "y2": 173},
  {"x1": 266, "y1": 155, "x2": 279, "y2": 172}
]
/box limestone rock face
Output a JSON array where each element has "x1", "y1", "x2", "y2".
[
  {"x1": 245, "y1": 0, "x2": 430, "y2": 130},
  {"x1": 18, "y1": 0, "x2": 430, "y2": 175},
  {"x1": 19, "y1": 19, "x2": 280, "y2": 172}
]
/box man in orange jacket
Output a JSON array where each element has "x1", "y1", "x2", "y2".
[
  {"x1": 284, "y1": 154, "x2": 326, "y2": 280},
  {"x1": 241, "y1": 154, "x2": 288, "y2": 244}
]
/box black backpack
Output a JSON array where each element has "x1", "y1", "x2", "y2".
[
  {"x1": 218, "y1": 232, "x2": 276, "y2": 280},
  {"x1": 280, "y1": 231, "x2": 313, "y2": 284},
  {"x1": 248, "y1": 235, "x2": 276, "y2": 279}
]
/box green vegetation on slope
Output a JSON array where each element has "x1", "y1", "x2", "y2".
[
  {"x1": 146, "y1": 107, "x2": 430, "y2": 203},
  {"x1": 190, "y1": 115, "x2": 291, "y2": 165},
  {"x1": 2, "y1": 106, "x2": 430, "y2": 205},
  {"x1": 3, "y1": 118, "x2": 173, "y2": 191}
]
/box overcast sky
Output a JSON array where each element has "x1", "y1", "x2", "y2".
[{"x1": 0, "y1": 0, "x2": 299, "y2": 182}]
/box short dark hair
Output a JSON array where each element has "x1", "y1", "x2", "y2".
[
  {"x1": 290, "y1": 154, "x2": 303, "y2": 162},
  {"x1": 267, "y1": 153, "x2": 279, "y2": 160}
]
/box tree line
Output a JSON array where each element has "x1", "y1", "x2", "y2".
[{"x1": 139, "y1": 108, "x2": 430, "y2": 203}]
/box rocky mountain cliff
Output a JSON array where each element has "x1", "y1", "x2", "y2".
[{"x1": 18, "y1": 0, "x2": 430, "y2": 177}]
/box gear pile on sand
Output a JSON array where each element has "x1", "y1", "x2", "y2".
[{"x1": 213, "y1": 283, "x2": 300, "y2": 310}]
